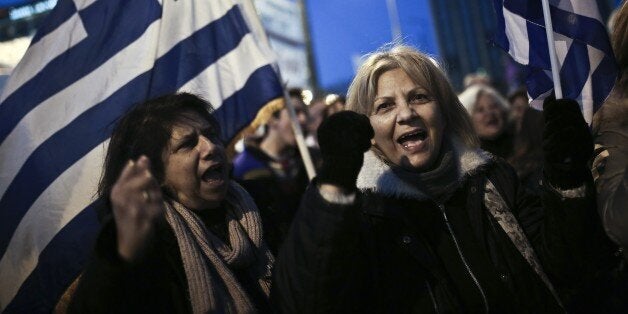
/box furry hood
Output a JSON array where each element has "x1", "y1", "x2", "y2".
[{"x1": 356, "y1": 140, "x2": 493, "y2": 200}]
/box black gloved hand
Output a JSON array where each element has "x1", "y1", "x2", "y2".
[
  {"x1": 542, "y1": 97, "x2": 593, "y2": 189},
  {"x1": 316, "y1": 111, "x2": 374, "y2": 192}
]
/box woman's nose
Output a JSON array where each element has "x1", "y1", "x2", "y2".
[
  {"x1": 197, "y1": 135, "x2": 216, "y2": 159},
  {"x1": 396, "y1": 102, "x2": 416, "y2": 123}
]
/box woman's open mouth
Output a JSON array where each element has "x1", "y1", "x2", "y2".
[
  {"x1": 397, "y1": 129, "x2": 428, "y2": 151},
  {"x1": 201, "y1": 164, "x2": 226, "y2": 184}
]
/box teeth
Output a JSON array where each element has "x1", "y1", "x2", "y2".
[{"x1": 398, "y1": 130, "x2": 426, "y2": 143}]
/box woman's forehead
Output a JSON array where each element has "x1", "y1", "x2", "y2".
[{"x1": 174, "y1": 110, "x2": 212, "y2": 128}]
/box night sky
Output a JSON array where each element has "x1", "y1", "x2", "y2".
[{"x1": 305, "y1": 0, "x2": 440, "y2": 93}]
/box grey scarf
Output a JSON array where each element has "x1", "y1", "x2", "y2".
[
  {"x1": 389, "y1": 142, "x2": 460, "y2": 203},
  {"x1": 164, "y1": 181, "x2": 273, "y2": 314}
]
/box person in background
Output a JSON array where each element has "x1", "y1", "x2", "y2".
[
  {"x1": 272, "y1": 45, "x2": 613, "y2": 313},
  {"x1": 507, "y1": 107, "x2": 545, "y2": 195},
  {"x1": 507, "y1": 88, "x2": 530, "y2": 134},
  {"x1": 323, "y1": 93, "x2": 346, "y2": 118},
  {"x1": 458, "y1": 84, "x2": 514, "y2": 159},
  {"x1": 570, "y1": 2, "x2": 628, "y2": 312},
  {"x1": 304, "y1": 97, "x2": 326, "y2": 149},
  {"x1": 232, "y1": 89, "x2": 311, "y2": 254},
  {"x1": 462, "y1": 70, "x2": 491, "y2": 89},
  {"x1": 68, "y1": 93, "x2": 274, "y2": 313}
]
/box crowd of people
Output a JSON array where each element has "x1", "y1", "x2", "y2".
[{"x1": 58, "y1": 2, "x2": 627, "y2": 313}]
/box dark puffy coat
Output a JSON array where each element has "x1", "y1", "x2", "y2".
[{"x1": 272, "y1": 149, "x2": 613, "y2": 313}]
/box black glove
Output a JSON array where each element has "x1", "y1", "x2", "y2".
[
  {"x1": 542, "y1": 97, "x2": 593, "y2": 189},
  {"x1": 316, "y1": 111, "x2": 374, "y2": 192}
]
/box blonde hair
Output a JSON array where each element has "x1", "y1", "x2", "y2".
[{"x1": 346, "y1": 45, "x2": 479, "y2": 148}]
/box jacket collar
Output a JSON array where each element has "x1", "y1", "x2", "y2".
[{"x1": 356, "y1": 139, "x2": 493, "y2": 200}]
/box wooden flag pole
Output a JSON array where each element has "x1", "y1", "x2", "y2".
[
  {"x1": 541, "y1": 0, "x2": 563, "y2": 99},
  {"x1": 282, "y1": 86, "x2": 317, "y2": 180}
]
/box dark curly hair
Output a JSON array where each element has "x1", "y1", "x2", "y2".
[{"x1": 98, "y1": 93, "x2": 219, "y2": 200}]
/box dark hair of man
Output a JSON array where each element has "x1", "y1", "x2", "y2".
[
  {"x1": 288, "y1": 88, "x2": 303, "y2": 99},
  {"x1": 97, "y1": 93, "x2": 218, "y2": 200},
  {"x1": 507, "y1": 88, "x2": 527, "y2": 104}
]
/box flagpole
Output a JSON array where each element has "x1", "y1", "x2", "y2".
[
  {"x1": 541, "y1": 0, "x2": 563, "y2": 98},
  {"x1": 385, "y1": 0, "x2": 402, "y2": 43},
  {"x1": 282, "y1": 87, "x2": 317, "y2": 180}
]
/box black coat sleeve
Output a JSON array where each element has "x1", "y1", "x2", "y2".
[
  {"x1": 271, "y1": 183, "x2": 370, "y2": 314},
  {"x1": 491, "y1": 160, "x2": 616, "y2": 292},
  {"x1": 67, "y1": 215, "x2": 189, "y2": 314}
]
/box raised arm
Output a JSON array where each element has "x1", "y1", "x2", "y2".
[{"x1": 272, "y1": 111, "x2": 374, "y2": 313}]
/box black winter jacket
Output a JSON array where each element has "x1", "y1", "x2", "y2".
[
  {"x1": 68, "y1": 203, "x2": 273, "y2": 314},
  {"x1": 272, "y1": 149, "x2": 613, "y2": 313}
]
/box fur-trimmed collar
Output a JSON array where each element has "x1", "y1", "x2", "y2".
[{"x1": 356, "y1": 140, "x2": 493, "y2": 200}]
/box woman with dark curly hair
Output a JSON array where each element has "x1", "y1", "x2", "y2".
[{"x1": 68, "y1": 93, "x2": 274, "y2": 313}]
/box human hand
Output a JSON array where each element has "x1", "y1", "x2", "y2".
[
  {"x1": 110, "y1": 156, "x2": 164, "y2": 262},
  {"x1": 316, "y1": 111, "x2": 374, "y2": 192},
  {"x1": 542, "y1": 97, "x2": 593, "y2": 189}
]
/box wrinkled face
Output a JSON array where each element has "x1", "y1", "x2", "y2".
[
  {"x1": 370, "y1": 68, "x2": 446, "y2": 172},
  {"x1": 472, "y1": 93, "x2": 505, "y2": 140},
  {"x1": 162, "y1": 110, "x2": 228, "y2": 210}
]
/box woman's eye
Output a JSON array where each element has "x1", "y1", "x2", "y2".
[
  {"x1": 374, "y1": 102, "x2": 393, "y2": 113},
  {"x1": 409, "y1": 93, "x2": 430, "y2": 104},
  {"x1": 181, "y1": 137, "x2": 198, "y2": 149}
]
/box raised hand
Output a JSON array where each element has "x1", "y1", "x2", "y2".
[
  {"x1": 316, "y1": 111, "x2": 374, "y2": 192},
  {"x1": 110, "y1": 155, "x2": 164, "y2": 261},
  {"x1": 542, "y1": 97, "x2": 594, "y2": 189}
]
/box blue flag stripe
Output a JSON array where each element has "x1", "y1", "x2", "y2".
[
  {"x1": 0, "y1": 6, "x2": 251, "y2": 257},
  {"x1": 503, "y1": 0, "x2": 611, "y2": 53},
  {"x1": 526, "y1": 68, "x2": 553, "y2": 99},
  {"x1": 3, "y1": 65, "x2": 281, "y2": 312},
  {"x1": 0, "y1": 0, "x2": 161, "y2": 144},
  {"x1": 526, "y1": 22, "x2": 551, "y2": 68},
  {"x1": 215, "y1": 64, "x2": 284, "y2": 142},
  {"x1": 146, "y1": 6, "x2": 250, "y2": 99},
  {"x1": 3, "y1": 203, "x2": 99, "y2": 314},
  {"x1": 559, "y1": 41, "x2": 589, "y2": 100},
  {"x1": 30, "y1": 0, "x2": 78, "y2": 45}
]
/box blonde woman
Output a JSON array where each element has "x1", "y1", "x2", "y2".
[{"x1": 273, "y1": 46, "x2": 612, "y2": 313}]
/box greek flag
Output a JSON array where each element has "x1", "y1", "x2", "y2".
[
  {"x1": 0, "y1": 0, "x2": 283, "y2": 312},
  {"x1": 493, "y1": 0, "x2": 618, "y2": 123}
]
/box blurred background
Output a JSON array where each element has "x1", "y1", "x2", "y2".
[{"x1": 0, "y1": 0, "x2": 622, "y2": 98}]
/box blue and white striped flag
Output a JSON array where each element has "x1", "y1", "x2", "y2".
[
  {"x1": 493, "y1": 0, "x2": 618, "y2": 123},
  {"x1": 0, "y1": 0, "x2": 283, "y2": 312}
]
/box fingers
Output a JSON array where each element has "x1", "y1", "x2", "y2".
[
  {"x1": 111, "y1": 155, "x2": 163, "y2": 209},
  {"x1": 111, "y1": 156, "x2": 164, "y2": 262}
]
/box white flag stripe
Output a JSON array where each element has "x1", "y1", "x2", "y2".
[
  {"x1": 179, "y1": 33, "x2": 274, "y2": 108},
  {"x1": 554, "y1": 33, "x2": 570, "y2": 65},
  {"x1": 0, "y1": 20, "x2": 161, "y2": 201},
  {"x1": 503, "y1": 7, "x2": 529, "y2": 64},
  {"x1": 580, "y1": 45, "x2": 605, "y2": 124},
  {"x1": 75, "y1": 0, "x2": 98, "y2": 10},
  {"x1": 554, "y1": 0, "x2": 601, "y2": 21},
  {"x1": 236, "y1": 0, "x2": 277, "y2": 66},
  {"x1": 0, "y1": 15, "x2": 87, "y2": 103},
  {"x1": 0, "y1": 141, "x2": 106, "y2": 309},
  {"x1": 0, "y1": 1, "x2": 234, "y2": 201},
  {"x1": 157, "y1": 0, "x2": 233, "y2": 56}
]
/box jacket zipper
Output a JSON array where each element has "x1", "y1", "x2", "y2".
[{"x1": 436, "y1": 202, "x2": 489, "y2": 313}]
